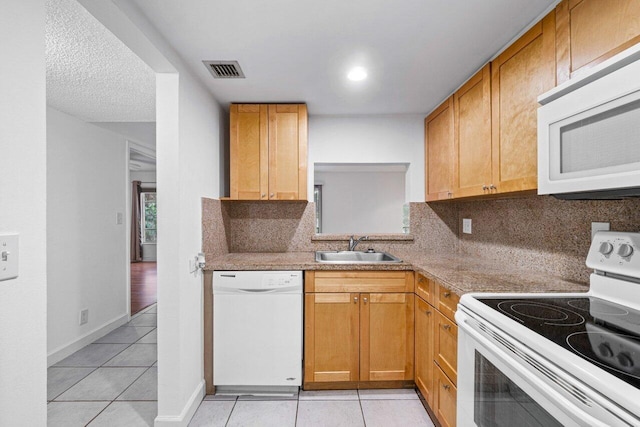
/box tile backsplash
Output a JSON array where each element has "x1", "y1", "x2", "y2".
[{"x1": 202, "y1": 195, "x2": 640, "y2": 284}]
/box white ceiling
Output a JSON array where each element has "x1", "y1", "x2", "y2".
[
  {"x1": 129, "y1": 0, "x2": 558, "y2": 115},
  {"x1": 45, "y1": 0, "x2": 156, "y2": 122}
]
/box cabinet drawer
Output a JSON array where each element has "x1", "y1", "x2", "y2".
[
  {"x1": 307, "y1": 271, "x2": 414, "y2": 293},
  {"x1": 434, "y1": 364, "x2": 457, "y2": 427},
  {"x1": 437, "y1": 283, "x2": 460, "y2": 321},
  {"x1": 434, "y1": 310, "x2": 457, "y2": 384},
  {"x1": 415, "y1": 273, "x2": 435, "y2": 305}
]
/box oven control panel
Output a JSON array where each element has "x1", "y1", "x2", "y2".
[{"x1": 587, "y1": 231, "x2": 640, "y2": 275}]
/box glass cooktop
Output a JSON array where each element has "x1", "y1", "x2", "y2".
[{"x1": 477, "y1": 296, "x2": 640, "y2": 389}]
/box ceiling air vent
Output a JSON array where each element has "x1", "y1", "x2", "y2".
[{"x1": 203, "y1": 61, "x2": 245, "y2": 78}]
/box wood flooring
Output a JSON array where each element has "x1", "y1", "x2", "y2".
[{"x1": 131, "y1": 262, "x2": 157, "y2": 315}]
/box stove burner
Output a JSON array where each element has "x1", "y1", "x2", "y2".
[
  {"x1": 567, "y1": 330, "x2": 640, "y2": 380},
  {"x1": 567, "y1": 299, "x2": 629, "y2": 316},
  {"x1": 497, "y1": 300, "x2": 585, "y2": 326}
]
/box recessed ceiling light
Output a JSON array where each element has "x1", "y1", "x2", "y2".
[{"x1": 347, "y1": 67, "x2": 367, "y2": 81}]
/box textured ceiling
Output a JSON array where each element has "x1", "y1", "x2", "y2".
[
  {"x1": 128, "y1": 0, "x2": 558, "y2": 115},
  {"x1": 46, "y1": 0, "x2": 156, "y2": 122}
]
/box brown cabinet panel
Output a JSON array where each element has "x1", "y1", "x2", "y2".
[
  {"x1": 434, "y1": 310, "x2": 458, "y2": 384},
  {"x1": 557, "y1": 0, "x2": 640, "y2": 83},
  {"x1": 437, "y1": 283, "x2": 460, "y2": 322},
  {"x1": 229, "y1": 103, "x2": 307, "y2": 201},
  {"x1": 310, "y1": 271, "x2": 413, "y2": 293},
  {"x1": 361, "y1": 293, "x2": 414, "y2": 382},
  {"x1": 304, "y1": 293, "x2": 360, "y2": 383},
  {"x1": 415, "y1": 296, "x2": 435, "y2": 407},
  {"x1": 230, "y1": 104, "x2": 268, "y2": 200},
  {"x1": 491, "y1": 13, "x2": 556, "y2": 194},
  {"x1": 268, "y1": 104, "x2": 307, "y2": 200},
  {"x1": 453, "y1": 64, "x2": 492, "y2": 198},
  {"x1": 434, "y1": 365, "x2": 457, "y2": 427},
  {"x1": 415, "y1": 273, "x2": 435, "y2": 305},
  {"x1": 425, "y1": 97, "x2": 455, "y2": 201}
]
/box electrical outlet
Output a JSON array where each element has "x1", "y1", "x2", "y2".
[
  {"x1": 79, "y1": 309, "x2": 89, "y2": 325},
  {"x1": 463, "y1": 218, "x2": 472, "y2": 234},
  {"x1": 591, "y1": 222, "x2": 610, "y2": 240}
]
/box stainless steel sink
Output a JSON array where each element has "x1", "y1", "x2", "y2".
[{"x1": 315, "y1": 250, "x2": 402, "y2": 264}]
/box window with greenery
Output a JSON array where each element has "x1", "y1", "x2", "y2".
[{"x1": 141, "y1": 192, "x2": 157, "y2": 243}]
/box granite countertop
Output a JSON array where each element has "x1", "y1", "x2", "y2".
[{"x1": 205, "y1": 251, "x2": 589, "y2": 295}]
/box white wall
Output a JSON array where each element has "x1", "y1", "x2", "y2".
[
  {"x1": 308, "y1": 115, "x2": 425, "y2": 202},
  {"x1": 131, "y1": 170, "x2": 157, "y2": 184},
  {"x1": 76, "y1": 2, "x2": 225, "y2": 423},
  {"x1": 0, "y1": 0, "x2": 47, "y2": 425},
  {"x1": 316, "y1": 170, "x2": 406, "y2": 233},
  {"x1": 47, "y1": 107, "x2": 128, "y2": 364}
]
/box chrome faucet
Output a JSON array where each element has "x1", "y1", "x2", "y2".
[{"x1": 348, "y1": 235, "x2": 369, "y2": 251}]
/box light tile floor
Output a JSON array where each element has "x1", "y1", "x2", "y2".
[
  {"x1": 48, "y1": 303, "x2": 435, "y2": 427},
  {"x1": 47, "y1": 304, "x2": 158, "y2": 427},
  {"x1": 190, "y1": 389, "x2": 435, "y2": 427}
]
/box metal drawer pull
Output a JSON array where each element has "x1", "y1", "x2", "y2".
[
  {"x1": 442, "y1": 384, "x2": 451, "y2": 391},
  {"x1": 418, "y1": 277, "x2": 424, "y2": 283},
  {"x1": 426, "y1": 310, "x2": 432, "y2": 315},
  {"x1": 354, "y1": 296, "x2": 358, "y2": 303},
  {"x1": 443, "y1": 292, "x2": 451, "y2": 298},
  {"x1": 482, "y1": 185, "x2": 488, "y2": 191},
  {"x1": 363, "y1": 297, "x2": 368, "y2": 303},
  {"x1": 442, "y1": 324, "x2": 451, "y2": 330}
]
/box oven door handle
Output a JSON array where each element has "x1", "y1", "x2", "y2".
[{"x1": 456, "y1": 310, "x2": 632, "y2": 427}]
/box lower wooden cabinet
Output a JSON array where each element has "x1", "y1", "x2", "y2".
[
  {"x1": 304, "y1": 271, "x2": 414, "y2": 388},
  {"x1": 434, "y1": 364, "x2": 457, "y2": 427},
  {"x1": 414, "y1": 274, "x2": 459, "y2": 427},
  {"x1": 415, "y1": 296, "x2": 435, "y2": 406}
]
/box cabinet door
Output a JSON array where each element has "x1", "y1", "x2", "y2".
[
  {"x1": 360, "y1": 293, "x2": 414, "y2": 381},
  {"x1": 415, "y1": 297, "x2": 435, "y2": 407},
  {"x1": 268, "y1": 104, "x2": 308, "y2": 200},
  {"x1": 453, "y1": 64, "x2": 492, "y2": 198},
  {"x1": 556, "y1": 0, "x2": 640, "y2": 83},
  {"x1": 425, "y1": 97, "x2": 454, "y2": 201},
  {"x1": 230, "y1": 104, "x2": 268, "y2": 200},
  {"x1": 434, "y1": 365, "x2": 457, "y2": 427},
  {"x1": 304, "y1": 293, "x2": 359, "y2": 383},
  {"x1": 434, "y1": 310, "x2": 458, "y2": 384},
  {"x1": 491, "y1": 12, "x2": 556, "y2": 194}
]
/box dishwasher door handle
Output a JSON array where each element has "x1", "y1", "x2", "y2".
[{"x1": 236, "y1": 288, "x2": 279, "y2": 293}]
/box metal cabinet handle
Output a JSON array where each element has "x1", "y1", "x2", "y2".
[
  {"x1": 482, "y1": 185, "x2": 488, "y2": 191},
  {"x1": 443, "y1": 292, "x2": 451, "y2": 298},
  {"x1": 489, "y1": 184, "x2": 496, "y2": 190},
  {"x1": 425, "y1": 310, "x2": 432, "y2": 316},
  {"x1": 442, "y1": 384, "x2": 451, "y2": 391},
  {"x1": 418, "y1": 277, "x2": 424, "y2": 283},
  {"x1": 363, "y1": 297, "x2": 368, "y2": 303},
  {"x1": 270, "y1": 193, "x2": 275, "y2": 198},
  {"x1": 261, "y1": 193, "x2": 266, "y2": 198},
  {"x1": 442, "y1": 324, "x2": 451, "y2": 330},
  {"x1": 354, "y1": 296, "x2": 358, "y2": 303}
]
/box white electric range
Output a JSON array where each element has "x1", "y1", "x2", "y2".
[{"x1": 456, "y1": 231, "x2": 640, "y2": 426}]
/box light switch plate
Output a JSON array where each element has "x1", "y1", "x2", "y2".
[
  {"x1": 463, "y1": 218, "x2": 472, "y2": 234},
  {"x1": 0, "y1": 234, "x2": 19, "y2": 281}
]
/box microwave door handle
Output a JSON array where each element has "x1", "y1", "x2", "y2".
[{"x1": 458, "y1": 315, "x2": 615, "y2": 427}]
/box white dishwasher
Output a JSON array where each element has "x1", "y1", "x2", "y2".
[{"x1": 212, "y1": 270, "x2": 302, "y2": 395}]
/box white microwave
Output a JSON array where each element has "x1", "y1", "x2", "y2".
[{"x1": 538, "y1": 44, "x2": 640, "y2": 199}]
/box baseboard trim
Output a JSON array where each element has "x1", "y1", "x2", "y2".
[
  {"x1": 47, "y1": 313, "x2": 130, "y2": 366},
  {"x1": 154, "y1": 379, "x2": 205, "y2": 427}
]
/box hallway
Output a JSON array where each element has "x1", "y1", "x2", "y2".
[
  {"x1": 131, "y1": 262, "x2": 157, "y2": 315},
  {"x1": 47, "y1": 304, "x2": 157, "y2": 426}
]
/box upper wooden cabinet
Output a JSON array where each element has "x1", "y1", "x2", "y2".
[
  {"x1": 229, "y1": 103, "x2": 307, "y2": 201},
  {"x1": 490, "y1": 12, "x2": 556, "y2": 194},
  {"x1": 452, "y1": 64, "x2": 492, "y2": 199},
  {"x1": 556, "y1": 0, "x2": 640, "y2": 84},
  {"x1": 425, "y1": 97, "x2": 454, "y2": 201}
]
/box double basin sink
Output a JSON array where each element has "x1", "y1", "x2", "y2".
[{"x1": 315, "y1": 250, "x2": 402, "y2": 264}]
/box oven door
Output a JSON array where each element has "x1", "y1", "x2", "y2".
[{"x1": 456, "y1": 308, "x2": 633, "y2": 427}]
